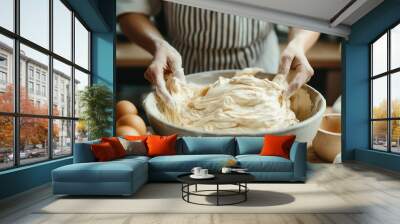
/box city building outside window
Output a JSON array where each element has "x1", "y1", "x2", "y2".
[
  {"x1": 0, "y1": 0, "x2": 91, "y2": 170},
  {"x1": 371, "y1": 22, "x2": 400, "y2": 154}
]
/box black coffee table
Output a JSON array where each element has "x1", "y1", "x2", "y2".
[{"x1": 177, "y1": 173, "x2": 255, "y2": 206}]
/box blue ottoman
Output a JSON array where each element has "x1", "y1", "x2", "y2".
[{"x1": 52, "y1": 156, "x2": 148, "y2": 196}]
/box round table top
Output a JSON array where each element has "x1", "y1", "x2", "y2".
[{"x1": 177, "y1": 173, "x2": 255, "y2": 185}]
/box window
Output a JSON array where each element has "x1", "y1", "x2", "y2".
[
  {"x1": 0, "y1": 71, "x2": 6, "y2": 85},
  {"x1": 42, "y1": 85, "x2": 46, "y2": 97},
  {"x1": 28, "y1": 67, "x2": 34, "y2": 80},
  {"x1": 53, "y1": 0, "x2": 72, "y2": 60},
  {"x1": 74, "y1": 18, "x2": 90, "y2": 70},
  {"x1": 0, "y1": 0, "x2": 91, "y2": 170},
  {"x1": 20, "y1": 0, "x2": 49, "y2": 49},
  {"x1": 53, "y1": 119, "x2": 72, "y2": 158},
  {"x1": 0, "y1": 35, "x2": 13, "y2": 113},
  {"x1": 28, "y1": 81, "x2": 33, "y2": 94},
  {"x1": 35, "y1": 83, "x2": 40, "y2": 95},
  {"x1": 35, "y1": 70, "x2": 41, "y2": 81},
  {"x1": 53, "y1": 59, "x2": 72, "y2": 117},
  {"x1": 371, "y1": 23, "x2": 400, "y2": 154},
  {"x1": 74, "y1": 69, "x2": 89, "y2": 118},
  {"x1": 0, "y1": 55, "x2": 7, "y2": 67},
  {"x1": 0, "y1": 0, "x2": 14, "y2": 32}
]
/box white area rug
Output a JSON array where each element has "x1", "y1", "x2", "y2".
[{"x1": 38, "y1": 183, "x2": 361, "y2": 214}]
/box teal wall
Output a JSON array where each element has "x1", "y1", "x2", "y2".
[
  {"x1": 0, "y1": 158, "x2": 72, "y2": 199},
  {"x1": 0, "y1": 0, "x2": 115, "y2": 200},
  {"x1": 343, "y1": 0, "x2": 400, "y2": 171},
  {"x1": 91, "y1": 0, "x2": 116, "y2": 135}
]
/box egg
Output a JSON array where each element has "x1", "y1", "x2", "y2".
[
  {"x1": 116, "y1": 114, "x2": 147, "y2": 135},
  {"x1": 116, "y1": 125, "x2": 140, "y2": 136},
  {"x1": 116, "y1": 100, "x2": 137, "y2": 119}
]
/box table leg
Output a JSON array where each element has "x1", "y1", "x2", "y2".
[
  {"x1": 187, "y1": 184, "x2": 190, "y2": 202},
  {"x1": 245, "y1": 183, "x2": 247, "y2": 201},
  {"x1": 217, "y1": 184, "x2": 219, "y2": 206}
]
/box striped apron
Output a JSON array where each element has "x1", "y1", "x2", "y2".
[{"x1": 163, "y1": 2, "x2": 280, "y2": 74}]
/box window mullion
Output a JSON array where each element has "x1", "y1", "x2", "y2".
[
  {"x1": 48, "y1": 0, "x2": 54, "y2": 160},
  {"x1": 13, "y1": 0, "x2": 20, "y2": 167},
  {"x1": 370, "y1": 45, "x2": 373, "y2": 150},
  {"x1": 388, "y1": 30, "x2": 391, "y2": 153},
  {"x1": 71, "y1": 11, "x2": 76, "y2": 155}
]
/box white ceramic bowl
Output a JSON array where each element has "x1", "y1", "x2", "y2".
[{"x1": 143, "y1": 70, "x2": 326, "y2": 142}]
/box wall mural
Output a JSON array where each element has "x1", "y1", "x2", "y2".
[{"x1": 114, "y1": 1, "x2": 342, "y2": 163}]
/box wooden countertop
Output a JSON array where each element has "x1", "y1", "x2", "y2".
[{"x1": 117, "y1": 41, "x2": 341, "y2": 69}]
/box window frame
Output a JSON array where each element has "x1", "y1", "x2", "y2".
[
  {"x1": 0, "y1": 0, "x2": 92, "y2": 171},
  {"x1": 370, "y1": 20, "x2": 400, "y2": 154}
]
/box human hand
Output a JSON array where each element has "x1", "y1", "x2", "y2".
[
  {"x1": 144, "y1": 40, "x2": 185, "y2": 104},
  {"x1": 278, "y1": 40, "x2": 314, "y2": 97}
]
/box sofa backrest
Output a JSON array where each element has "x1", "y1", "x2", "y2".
[
  {"x1": 235, "y1": 137, "x2": 264, "y2": 155},
  {"x1": 179, "y1": 137, "x2": 236, "y2": 155},
  {"x1": 73, "y1": 139, "x2": 100, "y2": 163}
]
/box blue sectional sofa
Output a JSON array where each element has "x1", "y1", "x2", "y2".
[{"x1": 52, "y1": 137, "x2": 307, "y2": 196}]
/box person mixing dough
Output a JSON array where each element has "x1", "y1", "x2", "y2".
[{"x1": 117, "y1": 0, "x2": 320, "y2": 105}]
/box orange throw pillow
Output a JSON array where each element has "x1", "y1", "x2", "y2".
[
  {"x1": 101, "y1": 137, "x2": 126, "y2": 158},
  {"x1": 91, "y1": 142, "x2": 117, "y2": 161},
  {"x1": 260, "y1": 135, "x2": 296, "y2": 159},
  {"x1": 146, "y1": 134, "x2": 177, "y2": 157}
]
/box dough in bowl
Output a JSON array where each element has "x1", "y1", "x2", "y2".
[{"x1": 155, "y1": 68, "x2": 308, "y2": 134}]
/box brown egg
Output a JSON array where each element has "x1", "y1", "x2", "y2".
[
  {"x1": 116, "y1": 125, "x2": 140, "y2": 136},
  {"x1": 116, "y1": 114, "x2": 147, "y2": 135},
  {"x1": 116, "y1": 100, "x2": 137, "y2": 119}
]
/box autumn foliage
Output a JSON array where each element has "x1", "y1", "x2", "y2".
[
  {"x1": 0, "y1": 85, "x2": 59, "y2": 151},
  {"x1": 372, "y1": 99, "x2": 400, "y2": 141}
]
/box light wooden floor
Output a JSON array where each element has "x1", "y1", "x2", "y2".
[{"x1": 1, "y1": 162, "x2": 400, "y2": 224}]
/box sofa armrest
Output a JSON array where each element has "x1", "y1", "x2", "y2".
[
  {"x1": 289, "y1": 142, "x2": 307, "y2": 181},
  {"x1": 73, "y1": 141, "x2": 98, "y2": 163}
]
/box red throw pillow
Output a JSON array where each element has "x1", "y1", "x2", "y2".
[
  {"x1": 260, "y1": 135, "x2": 296, "y2": 159},
  {"x1": 91, "y1": 142, "x2": 117, "y2": 161},
  {"x1": 146, "y1": 134, "x2": 177, "y2": 157},
  {"x1": 101, "y1": 137, "x2": 126, "y2": 158}
]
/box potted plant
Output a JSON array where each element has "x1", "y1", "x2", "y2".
[{"x1": 79, "y1": 84, "x2": 113, "y2": 140}]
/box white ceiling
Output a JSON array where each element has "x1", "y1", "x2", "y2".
[
  {"x1": 226, "y1": 0, "x2": 352, "y2": 21},
  {"x1": 165, "y1": 0, "x2": 384, "y2": 37}
]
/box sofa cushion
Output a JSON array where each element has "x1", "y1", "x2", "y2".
[
  {"x1": 149, "y1": 154, "x2": 235, "y2": 172},
  {"x1": 147, "y1": 134, "x2": 177, "y2": 157},
  {"x1": 236, "y1": 155, "x2": 293, "y2": 172},
  {"x1": 235, "y1": 137, "x2": 263, "y2": 155},
  {"x1": 260, "y1": 135, "x2": 296, "y2": 159},
  {"x1": 101, "y1": 137, "x2": 127, "y2": 158},
  {"x1": 53, "y1": 158, "x2": 147, "y2": 183},
  {"x1": 180, "y1": 137, "x2": 235, "y2": 155},
  {"x1": 119, "y1": 138, "x2": 147, "y2": 156},
  {"x1": 91, "y1": 142, "x2": 118, "y2": 161}
]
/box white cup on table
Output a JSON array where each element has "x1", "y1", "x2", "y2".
[
  {"x1": 191, "y1": 167, "x2": 202, "y2": 176},
  {"x1": 200, "y1": 169, "x2": 208, "y2": 176}
]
